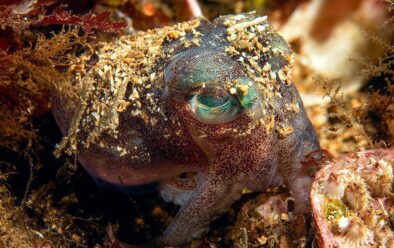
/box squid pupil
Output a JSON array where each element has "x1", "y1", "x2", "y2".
[{"x1": 197, "y1": 95, "x2": 229, "y2": 108}]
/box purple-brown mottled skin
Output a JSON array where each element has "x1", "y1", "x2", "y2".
[{"x1": 53, "y1": 14, "x2": 320, "y2": 246}]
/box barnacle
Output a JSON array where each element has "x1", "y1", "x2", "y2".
[
  {"x1": 321, "y1": 173, "x2": 345, "y2": 199},
  {"x1": 374, "y1": 226, "x2": 394, "y2": 247},
  {"x1": 362, "y1": 205, "x2": 379, "y2": 229},
  {"x1": 361, "y1": 158, "x2": 394, "y2": 197},
  {"x1": 311, "y1": 149, "x2": 394, "y2": 248},
  {"x1": 343, "y1": 181, "x2": 369, "y2": 211},
  {"x1": 339, "y1": 218, "x2": 374, "y2": 248}
]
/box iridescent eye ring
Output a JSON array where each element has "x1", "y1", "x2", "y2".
[
  {"x1": 188, "y1": 93, "x2": 240, "y2": 125},
  {"x1": 187, "y1": 79, "x2": 257, "y2": 125}
]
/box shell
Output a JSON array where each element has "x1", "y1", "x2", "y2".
[{"x1": 311, "y1": 149, "x2": 394, "y2": 248}]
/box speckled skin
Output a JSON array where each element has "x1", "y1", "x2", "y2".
[{"x1": 52, "y1": 14, "x2": 320, "y2": 246}]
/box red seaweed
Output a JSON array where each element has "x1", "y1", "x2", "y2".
[
  {"x1": 36, "y1": 6, "x2": 127, "y2": 33},
  {"x1": 0, "y1": 1, "x2": 126, "y2": 33}
]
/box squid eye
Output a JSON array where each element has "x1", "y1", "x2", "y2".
[{"x1": 188, "y1": 94, "x2": 240, "y2": 125}]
